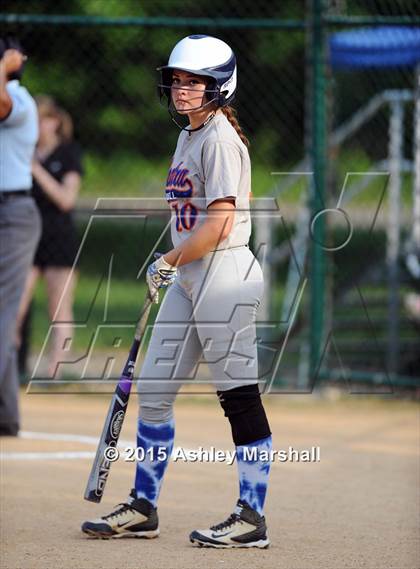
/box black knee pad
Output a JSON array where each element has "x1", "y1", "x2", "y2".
[{"x1": 217, "y1": 383, "x2": 271, "y2": 446}]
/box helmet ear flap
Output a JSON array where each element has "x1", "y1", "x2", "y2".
[
  {"x1": 203, "y1": 78, "x2": 222, "y2": 107},
  {"x1": 218, "y1": 89, "x2": 226, "y2": 107},
  {"x1": 204, "y1": 77, "x2": 224, "y2": 107},
  {"x1": 219, "y1": 90, "x2": 235, "y2": 108}
]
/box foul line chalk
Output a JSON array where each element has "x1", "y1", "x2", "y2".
[{"x1": 1, "y1": 431, "x2": 198, "y2": 462}]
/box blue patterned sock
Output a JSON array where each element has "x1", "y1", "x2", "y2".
[
  {"x1": 236, "y1": 435, "x2": 272, "y2": 515},
  {"x1": 134, "y1": 418, "x2": 175, "y2": 507}
]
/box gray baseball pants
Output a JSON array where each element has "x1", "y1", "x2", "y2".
[
  {"x1": 0, "y1": 196, "x2": 41, "y2": 432},
  {"x1": 137, "y1": 246, "x2": 264, "y2": 423}
]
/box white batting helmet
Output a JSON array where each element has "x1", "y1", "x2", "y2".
[{"x1": 157, "y1": 34, "x2": 237, "y2": 108}]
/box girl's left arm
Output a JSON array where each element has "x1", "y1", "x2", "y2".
[{"x1": 164, "y1": 199, "x2": 235, "y2": 267}]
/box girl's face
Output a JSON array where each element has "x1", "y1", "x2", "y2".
[
  {"x1": 171, "y1": 69, "x2": 208, "y2": 115},
  {"x1": 38, "y1": 114, "x2": 60, "y2": 144}
]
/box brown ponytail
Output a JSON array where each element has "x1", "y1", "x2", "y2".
[{"x1": 221, "y1": 106, "x2": 250, "y2": 148}]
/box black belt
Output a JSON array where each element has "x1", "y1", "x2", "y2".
[{"x1": 0, "y1": 190, "x2": 32, "y2": 202}]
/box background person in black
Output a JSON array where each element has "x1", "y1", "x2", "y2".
[{"x1": 17, "y1": 95, "x2": 83, "y2": 378}]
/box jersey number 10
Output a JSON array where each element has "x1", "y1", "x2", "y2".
[{"x1": 172, "y1": 202, "x2": 198, "y2": 232}]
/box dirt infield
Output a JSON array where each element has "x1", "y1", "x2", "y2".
[{"x1": 1, "y1": 390, "x2": 419, "y2": 569}]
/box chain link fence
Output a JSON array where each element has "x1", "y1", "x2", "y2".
[
  {"x1": 2, "y1": 0, "x2": 419, "y2": 390},
  {"x1": 323, "y1": 23, "x2": 419, "y2": 389}
]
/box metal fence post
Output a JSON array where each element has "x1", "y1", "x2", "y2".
[
  {"x1": 308, "y1": 0, "x2": 327, "y2": 383},
  {"x1": 413, "y1": 65, "x2": 420, "y2": 250},
  {"x1": 387, "y1": 97, "x2": 404, "y2": 375}
]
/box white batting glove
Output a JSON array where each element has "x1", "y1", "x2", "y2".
[{"x1": 146, "y1": 253, "x2": 177, "y2": 304}]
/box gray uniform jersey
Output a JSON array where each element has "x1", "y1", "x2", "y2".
[
  {"x1": 165, "y1": 112, "x2": 251, "y2": 250},
  {"x1": 136, "y1": 112, "x2": 264, "y2": 422}
]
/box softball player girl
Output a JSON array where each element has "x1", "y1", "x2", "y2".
[{"x1": 82, "y1": 35, "x2": 273, "y2": 549}]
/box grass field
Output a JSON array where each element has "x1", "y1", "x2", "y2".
[{"x1": 30, "y1": 277, "x2": 153, "y2": 350}]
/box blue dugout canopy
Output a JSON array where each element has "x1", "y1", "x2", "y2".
[{"x1": 329, "y1": 26, "x2": 420, "y2": 68}]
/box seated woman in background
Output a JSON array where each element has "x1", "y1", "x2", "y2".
[{"x1": 17, "y1": 95, "x2": 83, "y2": 378}]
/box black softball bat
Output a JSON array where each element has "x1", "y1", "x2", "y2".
[{"x1": 84, "y1": 293, "x2": 153, "y2": 503}]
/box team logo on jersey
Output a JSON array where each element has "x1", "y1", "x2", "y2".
[{"x1": 165, "y1": 161, "x2": 193, "y2": 201}]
